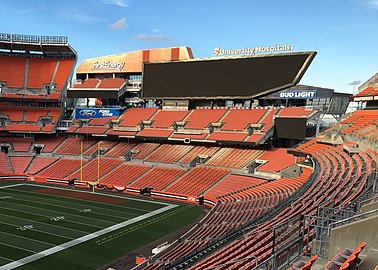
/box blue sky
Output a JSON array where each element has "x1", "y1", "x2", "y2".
[{"x1": 1, "y1": 0, "x2": 378, "y2": 94}]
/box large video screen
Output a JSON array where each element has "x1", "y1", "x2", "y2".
[
  {"x1": 274, "y1": 117, "x2": 307, "y2": 140},
  {"x1": 142, "y1": 52, "x2": 316, "y2": 99}
]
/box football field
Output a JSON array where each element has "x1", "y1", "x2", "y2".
[{"x1": 0, "y1": 182, "x2": 202, "y2": 270}]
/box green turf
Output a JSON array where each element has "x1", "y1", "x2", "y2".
[{"x1": 0, "y1": 183, "x2": 203, "y2": 270}]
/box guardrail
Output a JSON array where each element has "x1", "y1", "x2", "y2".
[
  {"x1": 0, "y1": 33, "x2": 68, "y2": 44},
  {"x1": 328, "y1": 208, "x2": 378, "y2": 235}
]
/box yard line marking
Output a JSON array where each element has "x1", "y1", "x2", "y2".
[
  {"x1": 0, "y1": 242, "x2": 37, "y2": 254},
  {"x1": 0, "y1": 231, "x2": 56, "y2": 247},
  {"x1": 0, "y1": 190, "x2": 136, "y2": 220},
  {"x1": 0, "y1": 183, "x2": 24, "y2": 190},
  {"x1": 26, "y1": 183, "x2": 171, "y2": 206},
  {"x1": 10, "y1": 184, "x2": 167, "y2": 212},
  {"x1": 0, "y1": 205, "x2": 106, "y2": 229},
  {"x1": 96, "y1": 205, "x2": 193, "y2": 245},
  {"x1": 0, "y1": 256, "x2": 14, "y2": 262},
  {"x1": 0, "y1": 212, "x2": 90, "y2": 235},
  {"x1": 0, "y1": 198, "x2": 117, "y2": 226},
  {"x1": 0, "y1": 204, "x2": 178, "y2": 270},
  {"x1": 0, "y1": 220, "x2": 75, "y2": 240},
  {"x1": 0, "y1": 189, "x2": 141, "y2": 218}
]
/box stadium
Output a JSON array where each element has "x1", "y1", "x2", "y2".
[{"x1": 0, "y1": 30, "x2": 377, "y2": 270}]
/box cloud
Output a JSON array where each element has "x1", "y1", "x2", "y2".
[
  {"x1": 15, "y1": 8, "x2": 34, "y2": 14},
  {"x1": 58, "y1": 7, "x2": 102, "y2": 23},
  {"x1": 134, "y1": 33, "x2": 172, "y2": 41},
  {"x1": 151, "y1": 29, "x2": 160, "y2": 33},
  {"x1": 348, "y1": 81, "x2": 361, "y2": 86},
  {"x1": 367, "y1": 0, "x2": 378, "y2": 10},
  {"x1": 101, "y1": 0, "x2": 129, "y2": 7},
  {"x1": 109, "y1": 17, "x2": 127, "y2": 30}
]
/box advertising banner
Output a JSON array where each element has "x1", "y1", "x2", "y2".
[
  {"x1": 279, "y1": 90, "x2": 317, "y2": 99},
  {"x1": 75, "y1": 108, "x2": 121, "y2": 119}
]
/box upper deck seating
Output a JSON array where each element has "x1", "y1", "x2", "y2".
[
  {"x1": 118, "y1": 108, "x2": 158, "y2": 127},
  {"x1": 144, "y1": 144, "x2": 194, "y2": 163},
  {"x1": 150, "y1": 110, "x2": 189, "y2": 128},
  {"x1": 97, "y1": 78, "x2": 125, "y2": 88},
  {"x1": 184, "y1": 108, "x2": 228, "y2": 129},
  {"x1": 278, "y1": 107, "x2": 313, "y2": 117},
  {"x1": 27, "y1": 58, "x2": 56, "y2": 89},
  {"x1": 206, "y1": 148, "x2": 263, "y2": 168},
  {"x1": 53, "y1": 58, "x2": 75, "y2": 90},
  {"x1": 221, "y1": 108, "x2": 267, "y2": 130},
  {"x1": 73, "y1": 78, "x2": 100, "y2": 88},
  {"x1": 0, "y1": 55, "x2": 26, "y2": 88},
  {"x1": 179, "y1": 146, "x2": 219, "y2": 164}
]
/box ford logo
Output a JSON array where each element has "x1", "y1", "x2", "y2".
[{"x1": 79, "y1": 110, "x2": 97, "y2": 117}]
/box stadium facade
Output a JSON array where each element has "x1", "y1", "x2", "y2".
[{"x1": 0, "y1": 32, "x2": 377, "y2": 270}]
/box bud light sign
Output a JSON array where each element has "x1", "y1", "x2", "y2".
[
  {"x1": 75, "y1": 108, "x2": 121, "y2": 119},
  {"x1": 279, "y1": 90, "x2": 317, "y2": 99}
]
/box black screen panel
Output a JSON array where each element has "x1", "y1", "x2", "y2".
[
  {"x1": 142, "y1": 52, "x2": 316, "y2": 99},
  {"x1": 275, "y1": 117, "x2": 307, "y2": 140}
]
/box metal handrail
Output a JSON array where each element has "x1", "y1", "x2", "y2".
[
  {"x1": 206, "y1": 255, "x2": 258, "y2": 270},
  {"x1": 328, "y1": 208, "x2": 378, "y2": 235}
]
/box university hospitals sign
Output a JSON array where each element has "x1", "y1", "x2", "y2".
[{"x1": 213, "y1": 44, "x2": 294, "y2": 56}]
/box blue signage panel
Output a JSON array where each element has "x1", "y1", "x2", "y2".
[
  {"x1": 279, "y1": 90, "x2": 317, "y2": 99},
  {"x1": 75, "y1": 108, "x2": 121, "y2": 119}
]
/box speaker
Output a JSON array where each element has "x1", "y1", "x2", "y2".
[{"x1": 198, "y1": 196, "x2": 204, "y2": 205}]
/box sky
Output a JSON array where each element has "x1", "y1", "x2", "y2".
[{"x1": 1, "y1": 0, "x2": 378, "y2": 94}]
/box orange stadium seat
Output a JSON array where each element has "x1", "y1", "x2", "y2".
[
  {"x1": 128, "y1": 167, "x2": 186, "y2": 191},
  {"x1": 184, "y1": 108, "x2": 228, "y2": 129},
  {"x1": 27, "y1": 58, "x2": 56, "y2": 89},
  {"x1": 179, "y1": 145, "x2": 219, "y2": 164},
  {"x1": 37, "y1": 158, "x2": 87, "y2": 179},
  {"x1": 10, "y1": 156, "x2": 33, "y2": 173},
  {"x1": 73, "y1": 78, "x2": 100, "y2": 88},
  {"x1": 221, "y1": 108, "x2": 267, "y2": 130},
  {"x1": 206, "y1": 148, "x2": 263, "y2": 168},
  {"x1": 53, "y1": 58, "x2": 75, "y2": 90},
  {"x1": 164, "y1": 166, "x2": 229, "y2": 196},
  {"x1": 99, "y1": 163, "x2": 152, "y2": 188},
  {"x1": 278, "y1": 107, "x2": 313, "y2": 117},
  {"x1": 27, "y1": 156, "x2": 59, "y2": 174},
  {"x1": 0, "y1": 153, "x2": 11, "y2": 173},
  {"x1": 118, "y1": 108, "x2": 158, "y2": 127},
  {"x1": 144, "y1": 144, "x2": 194, "y2": 163},
  {"x1": 97, "y1": 78, "x2": 126, "y2": 88},
  {"x1": 0, "y1": 56, "x2": 26, "y2": 88},
  {"x1": 150, "y1": 110, "x2": 190, "y2": 128},
  {"x1": 257, "y1": 148, "x2": 297, "y2": 172},
  {"x1": 67, "y1": 157, "x2": 123, "y2": 182}
]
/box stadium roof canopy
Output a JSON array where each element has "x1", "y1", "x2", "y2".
[
  {"x1": 353, "y1": 72, "x2": 378, "y2": 102},
  {"x1": 76, "y1": 46, "x2": 194, "y2": 74},
  {"x1": 0, "y1": 33, "x2": 76, "y2": 54}
]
